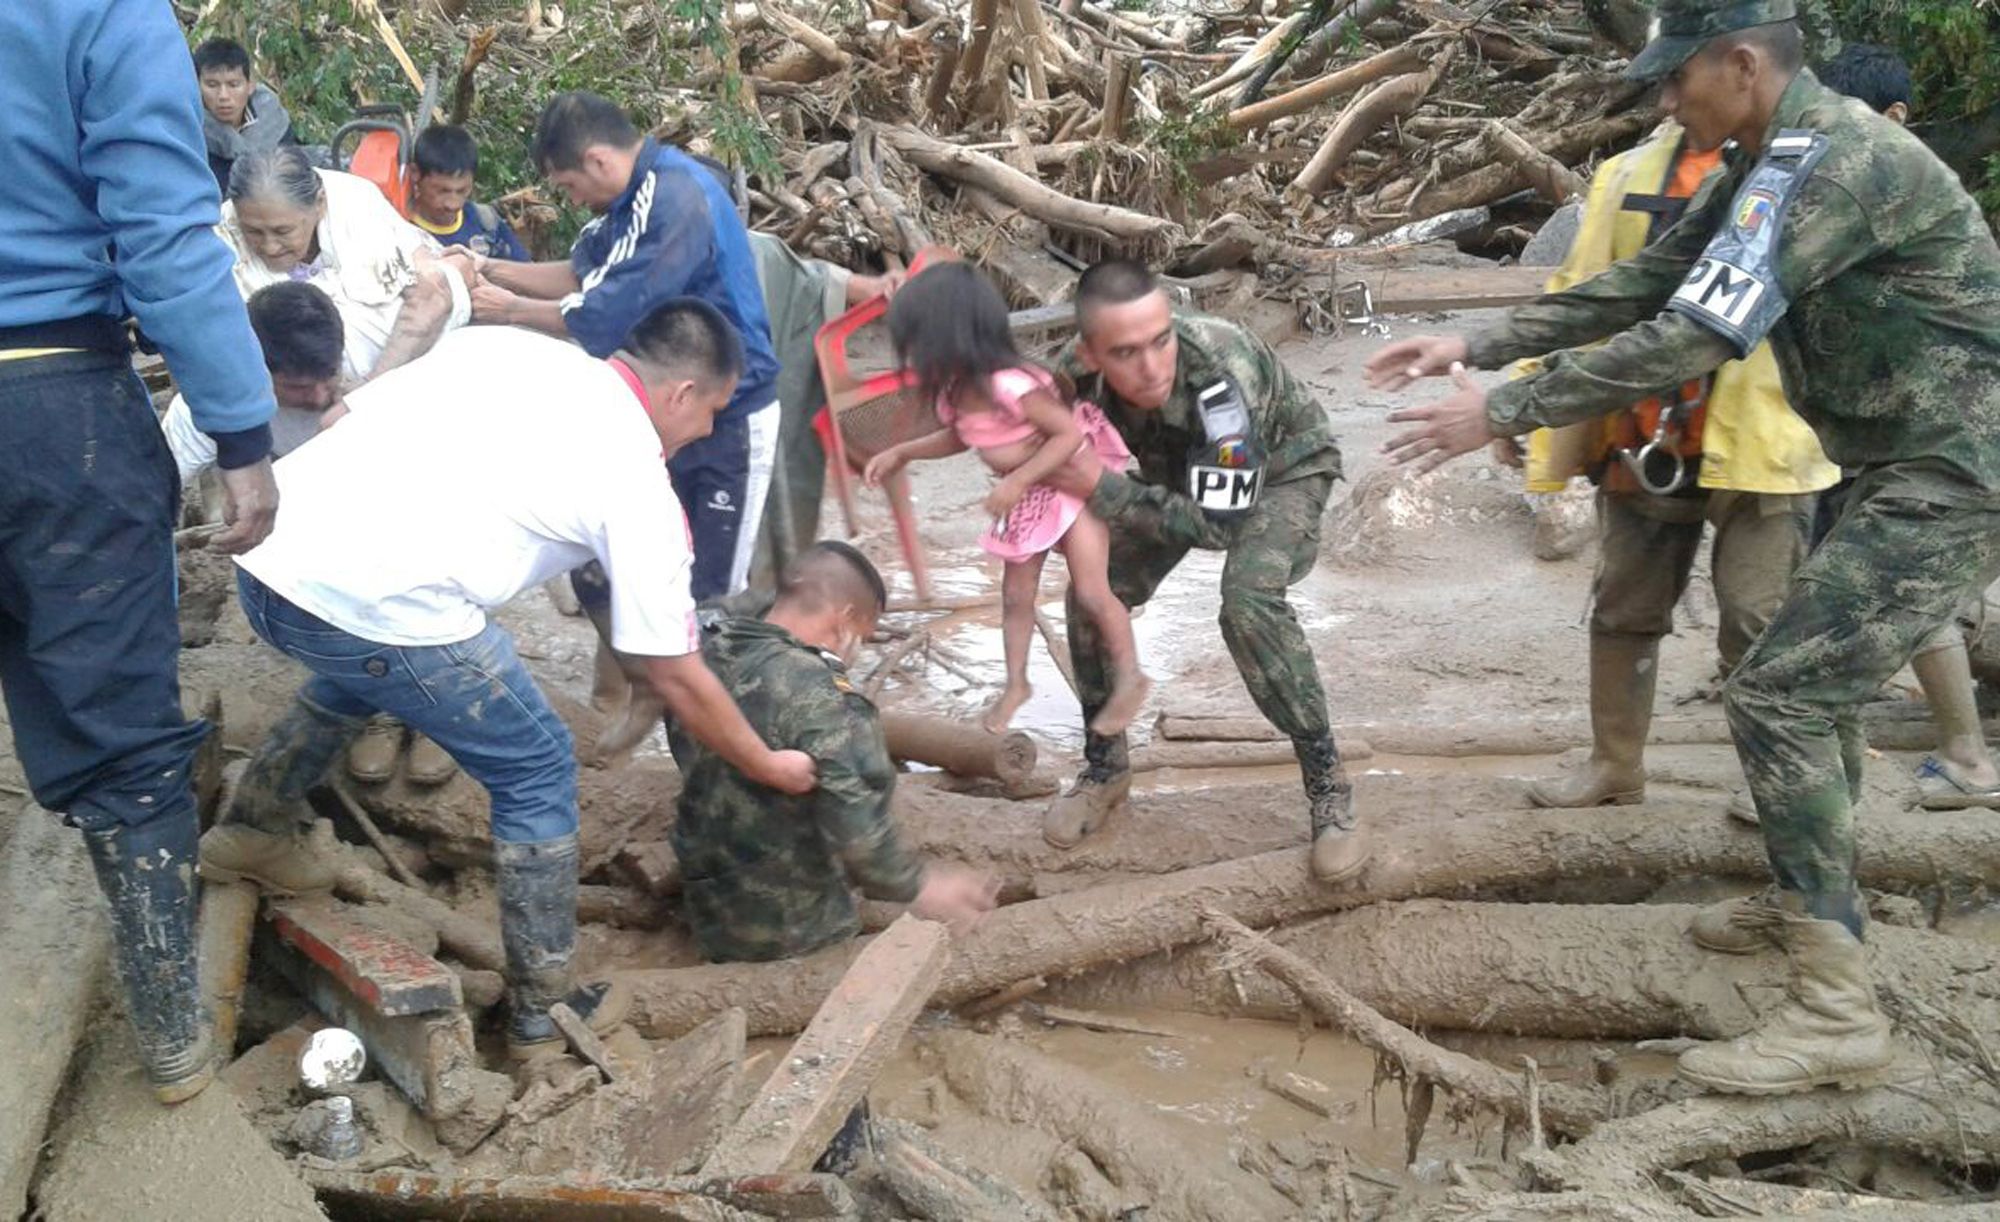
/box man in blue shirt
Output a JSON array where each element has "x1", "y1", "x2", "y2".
[
  {"x1": 1, "y1": 0, "x2": 281, "y2": 1105},
  {"x1": 471, "y1": 93, "x2": 781, "y2": 603}
]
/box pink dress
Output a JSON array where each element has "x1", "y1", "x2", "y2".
[{"x1": 938, "y1": 367, "x2": 1133, "y2": 562}]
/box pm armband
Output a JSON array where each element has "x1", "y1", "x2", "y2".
[{"x1": 1665, "y1": 129, "x2": 1830, "y2": 356}]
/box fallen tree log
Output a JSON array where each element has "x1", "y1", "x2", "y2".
[
  {"x1": 1200, "y1": 908, "x2": 1607, "y2": 1137},
  {"x1": 1291, "y1": 45, "x2": 1455, "y2": 199},
  {"x1": 1528, "y1": 1077, "x2": 2000, "y2": 1193},
  {"x1": 931, "y1": 1030, "x2": 1293, "y2": 1221},
  {"x1": 1050, "y1": 901, "x2": 2000, "y2": 1043},
  {"x1": 881, "y1": 712, "x2": 1036, "y2": 785},
  {"x1": 623, "y1": 804, "x2": 2000, "y2": 1039},
  {"x1": 882, "y1": 125, "x2": 1180, "y2": 245},
  {"x1": 1225, "y1": 41, "x2": 1425, "y2": 132}
]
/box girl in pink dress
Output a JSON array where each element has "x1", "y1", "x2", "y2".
[{"x1": 865, "y1": 264, "x2": 1150, "y2": 735}]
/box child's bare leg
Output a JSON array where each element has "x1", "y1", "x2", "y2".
[
  {"x1": 1060, "y1": 513, "x2": 1150, "y2": 735},
  {"x1": 988, "y1": 553, "x2": 1045, "y2": 733}
]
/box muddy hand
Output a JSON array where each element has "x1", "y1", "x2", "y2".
[
  {"x1": 911, "y1": 865, "x2": 1000, "y2": 934},
  {"x1": 1364, "y1": 334, "x2": 1470, "y2": 392},
  {"x1": 1382, "y1": 363, "x2": 1495, "y2": 475},
  {"x1": 212, "y1": 457, "x2": 279, "y2": 554}
]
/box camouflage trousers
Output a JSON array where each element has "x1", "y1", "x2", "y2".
[
  {"x1": 1726, "y1": 482, "x2": 2000, "y2": 936},
  {"x1": 1070, "y1": 473, "x2": 1334, "y2": 740}
]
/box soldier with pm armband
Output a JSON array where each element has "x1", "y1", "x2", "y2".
[
  {"x1": 1046, "y1": 260, "x2": 1363, "y2": 885},
  {"x1": 1364, "y1": 0, "x2": 2000, "y2": 1097}
]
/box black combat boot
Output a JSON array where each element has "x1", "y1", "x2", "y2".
[
  {"x1": 1297, "y1": 734, "x2": 1368, "y2": 883},
  {"x1": 199, "y1": 695, "x2": 362, "y2": 895},
  {"x1": 1042, "y1": 730, "x2": 1131, "y2": 848},
  {"x1": 498, "y1": 834, "x2": 632, "y2": 1061},
  {"x1": 82, "y1": 809, "x2": 214, "y2": 1104}
]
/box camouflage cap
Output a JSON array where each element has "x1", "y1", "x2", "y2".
[{"x1": 1623, "y1": 0, "x2": 1799, "y2": 82}]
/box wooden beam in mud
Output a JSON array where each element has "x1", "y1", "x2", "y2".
[
  {"x1": 701, "y1": 915, "x2": 949, "y2": 1177},
  {"x1": 303, "y1": 1168, "x2": 857, "y2": 1220}
]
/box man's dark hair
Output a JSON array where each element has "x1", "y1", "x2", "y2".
[
  {"x1": 193, "y1": 37, "x2": 252, "y2": 77},
  {"x1": 1713, "y1": 21, "x2": 1805, "y2": 75},
  {"x1": 1076, "y1": 259, "x2": 1162, "y2": 331},
  {"x1": 626, "y1": 297, "x2": 744, "y2": 390},
  {"x1": 532, "y1": 92, "x2": 641, "y2": 174},
  {"x1": 1819, "y1": 42, "x2": 1912, "y2": 113},
  {"x1": 246, "y1": 282, "x2": 344, "y2": 379},
  {"x1": 777, "y1": 541, "x2": 888, "y2": 619},
  {"x1": 413, "y1": 124, "x2": 480, "y2": 178}
]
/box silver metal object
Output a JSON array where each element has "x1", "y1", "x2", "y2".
[{"x1": 299, "y1": 1027, "x2": 367, "y2": 1095}]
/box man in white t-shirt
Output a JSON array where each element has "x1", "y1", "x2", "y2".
[
  {"x1": 161, "y1": 281, "x2": 346, "y2": 484},
  {"x1": 199, "y1": 302, "x2": 817, "y2": 1061}
]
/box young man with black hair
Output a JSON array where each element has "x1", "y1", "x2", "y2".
[
  {"x1": 192, "y1": 36, "x2": 297, "y2": 192},
  {"x1": 1817, "y1": 42, "x2": 1910, "y2": 124},
  {"x1": 200, "y1": 303, "x2": 817, "y2": 1063},
  {"x1": 471, "y1": 92, "x2": 781, "y2": 603},
  {"x1": 670, "y1": 540, "x2": 995, "y2": 965},
  {"x1": 161, "y1": 281, "x2": 346, "y2": 482},
  {"x1": 1046, "y1": 260, "x2": 1364, "y2": 884},
  {"x1": 408, "y1": 125, "x2": 529, "y2": 262}
]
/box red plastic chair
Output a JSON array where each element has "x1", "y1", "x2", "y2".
[{"x1": 811, "y1": 246, "x2": 962, "y2": 604}]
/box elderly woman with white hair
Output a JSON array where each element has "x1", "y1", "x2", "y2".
[
  {"x1": 220, "y1": 145, "x2": 471, "y2": 386},
  {"x1": 216, "y1": 144, "x2": 472, "y2": 787}
]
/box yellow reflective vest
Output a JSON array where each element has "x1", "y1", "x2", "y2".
[{"x1": 1520, "y1": 122, "x2": 1839, "y2": 495}]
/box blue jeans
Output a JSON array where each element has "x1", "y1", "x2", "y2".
[
  {"x1": 0, "y1": 349, "x2": 203, "y2": 834},
  {"x1": 236, "y1": 570, "x2": 577, "y2": 843}
]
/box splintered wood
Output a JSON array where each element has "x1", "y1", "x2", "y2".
[{"x1": 700, "y1": 914, "x2": 949, "y2": 1177}]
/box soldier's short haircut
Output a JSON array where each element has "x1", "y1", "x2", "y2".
[
  {"x1": 1714, "y1": 21, "x2": 1804, "y2": 74},
  {"x1": 1076, "y1": 259, "x2": 1162, "y2": 333},
  {"x1": 532, "y1": 91, "x2": 642, "y2": 173},
  {"x1": 626, "y1": 298, "x2": 744, "y2": 393},
  {"x1": 778, "y1": 542, "x2": 887, "y2": 619},
  {"x1": 1819, "y1": 43, "x2": 1912, "y2": 113}
]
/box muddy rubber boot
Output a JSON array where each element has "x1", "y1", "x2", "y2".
[
  {"x1": 404, "y1": 733, "x2": 458, "y2": 787},
  {"x1": 1689, "y1": 885, "x2": 1781, "y2": 955},
  {"x1": 1298, "y1": 734, "x2": 1368, "y2": 883},
  {"x1": 594, "y1": 688, "x2": 665, "y2": 763},
  {"x1": 1042, "y1": 732, "x2": 1131, "y2": 849},
  {"x1": 498, "y1": 834, "x2": 633, "y2": 1062},
  {"x1": 1726, "y1": 790, "x2": 1760, "y2": 825},
  {"x1": 1678, "y1": 898, "x2": 1895, "y2": 1095},
  {"x1": 201, "y1": 696, "x2": 359, "y2": 894},
  {"x1": 83, "y1": 812, "x2": 215, "y2": 1105},
  {"x1": 1526, "y1": 635, "x2": 1656, "y2": 808},
  {"x1": 347, "y1": 716, "x2": 404, "y2": 784}
]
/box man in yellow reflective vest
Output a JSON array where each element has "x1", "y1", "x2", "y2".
[{"x1": 1503, "y1": 120, "x2": 1839, "y2": 808}]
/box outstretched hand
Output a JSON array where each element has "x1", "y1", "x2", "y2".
[
  {"x1": 1382, "y1": 363, "x2": 1496, "y2": 475},
  {"x1": 1364, "y1": 334, "x2": 1471, "y2": 392}
]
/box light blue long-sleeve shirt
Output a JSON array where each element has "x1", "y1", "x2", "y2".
[{"x1": 0, "y1": 0, "x2": 275, "y2": 462}]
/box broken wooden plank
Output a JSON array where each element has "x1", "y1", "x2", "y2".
[
  {"x1": 37, "y1": 1022, "x2": 327, "y2": 1222},
  {"x1": 1349, "y1": 264, "x2": 1550, "y2": 315},
  {"x1": 552, "y1": 1000, "x2": 619, "y2": 1083},
  {"x1": 256, "y1": 922, "x2": 480, "y2": 1119},
  {"x1": 1262, "y1": 1068, "x2": 1344, "y2": 1118},
  {"x1": 700, "y1": 915, "x2": 950, "y2": 1177},
  {"x1": 0, "y1": 806, "x2": 109, "y2": 1221},
  {"x1": 302, "y1": 1167, "x2": 794, "y2": 1220},
  {"x1": 875, "y1": 1118, "x2": 1062, "y2": 1222},
  {"x1": 1029, "y1": 1003, "x2": 1187, "y2": 1039},
  {"x1": 200, "y1": 879, "x2": 261, "y2": 1056},
  {"x1": 619, "y1": 1008, "x2": 747, "y2": 1179},
  {"x1": 268, "y1": 894, "x2": 463, "y2": 1015}
]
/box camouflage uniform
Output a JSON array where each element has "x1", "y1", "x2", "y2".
[
  {"x1": 1060, "y1": 311, "x2": 1343, "y2": 743},
  {"x1": 666, "y1": 617, "x2": 924, "y2": 963},
  {"x1": 1468, "y1": 71, "x2": 2000, "y2": 933}
]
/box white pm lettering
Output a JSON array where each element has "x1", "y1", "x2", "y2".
[
  {"x1": 1673, "y1": 258, "x2": 1767, "y2": 329},
  {"x1": 1192, "y1": 466, "x2": 1261, "y2": 509}
]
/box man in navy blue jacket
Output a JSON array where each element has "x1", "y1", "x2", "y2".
[
  {"x1": 473, "y1": 93, "x2": 781, "y2": 603},
  {"x1": 0, "y1": 0, "x2": 281, "y2": 1104}
]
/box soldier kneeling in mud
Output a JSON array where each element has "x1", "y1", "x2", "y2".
[{"x1": 667, "y1": 541, "x2": 996, "y2": 1169}]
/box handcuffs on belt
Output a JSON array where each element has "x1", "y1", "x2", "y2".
[{"x1": 1614, "y1": 379, "x2": 1705, "y2": 495}]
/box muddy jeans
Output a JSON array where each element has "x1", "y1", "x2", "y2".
[
  {"x1": 236, "y1": 570, "x2": 577, "y2": 843},
  {"x1": 0, "y1": 349, "x2": 205, "y2": 833},
  {"x1": 1592, "y1": 488, "x2": 1815, "y2": 674}
]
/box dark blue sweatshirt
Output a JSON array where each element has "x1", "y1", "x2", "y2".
[
  {"x1": 563, "y1": 139, "x2": 778, "y2": 422},
  {"x1": 0, "y1": 0, "x2": 275, "y2": 464}
]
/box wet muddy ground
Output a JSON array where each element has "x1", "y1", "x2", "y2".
[{"x1": 14, "y1": 305, "x2": 2000, "y2": 1219}]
